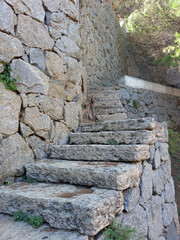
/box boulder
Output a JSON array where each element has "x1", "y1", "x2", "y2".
[
  {"x1": 0, "y1": 83, "x2": 21, "y2": 136},
  {"x1": 0, "y1": 133, "x2": 34, "y2": 181}
]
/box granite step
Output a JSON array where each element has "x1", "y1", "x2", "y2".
[
  {"x1": 79, "y1": 118, "x2": 156, "y2": 132},
  {"x1": 94, "y1": 107, "x2": 125, "y2": 115},
  {"x1": 97, "y1": 113, "x2": 127, "y2": 122},
  {"x1": 70, "y1": 130, "x2": 156, "y2": 145},
  {"x1": 25, "y1": 160, "x2": 140, "y2": 191},
  {"x1": 49, "y1": 145, "x2": 150, "y2": 162},
  {"x1": 0, "y1": 183, "x2": 123, "y2": 236}
]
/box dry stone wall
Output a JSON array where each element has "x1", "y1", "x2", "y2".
[
  {"x1": 0, "y1": 0, "x2": 84, "y2": 182},
  {"x1": 80, "y1": 0, "x2": 128, "y2": 88}
]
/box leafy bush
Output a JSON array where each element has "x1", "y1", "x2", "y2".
[
  {"x1": 108, "y1": 139, "x2": 118, "y2": 145},
  {"x1": 13, "y1": 211, "x2": 43, "y2": 228},
  {"x1": 0, "y1": 65, "x2": 20, "y2": 91},
  {"x1": 168, "y1": 128, "x2": 180, "y2": 154},
  {"x1": 29, "y1": 215, "x2": 44, "y2": 228},
  {"x1": 23, "y1": 175, "x2": 37, "y2": 183},
  {"x1": 104, "y1": 219, "x2": 142, "y2": 240},
  {"x1": 133, "y1": 100, "x2": 139, "y2": 109}
]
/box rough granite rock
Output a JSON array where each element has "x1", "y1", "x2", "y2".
[
  {"x1": 0, "y1": 32, "x2": 24, "y2": 64},
  {"x1": 0, "y1": 183, "x2": 123, "y2": 236},
  {"x1": 23, "y1": 107, "x2": 52, "y2": 140},
  {"x1": 158, "y1": 143, "x2": 170, "y2": 161},
  {"x1": 60, "y1": 0, "x2": 79, "y2": 21},
  {"x1": 153, "y1": 149, "x2": 161, "y2": 169},
  {"x1": 164, "y1": 177, "x2": 175, "y2": 203},
  {"x1": 163, "y1": 203, "x2": 175, "y2": 228},
  {"x1": 49, "y1": 12, "x2": 69, "y2": 38},
  {"x1": 0, "y1": 214, "x2": 88, "y2": 240},
  {"x1": 48, "y1": 79, "x2": 65, "y2": 99},
  {"x1": 0, "y1": 0, "x2": 16, "y2": 35},
  {"x1": 17, "y1": 14, "x2": 54, "y2": 49},
  {"x1": 0, "y1": 83, "x2": 21, "y2": 136},
  {"x1": 0, "y1": 63, "x2": 4, "y2": 74},
  {"x1": 25, "y1": 160, "x2": 140, "y2": 190},
  {"x1": 0, "y1": 133, "x2": 34, "y2": 181},
  {"x1": 5, "y1": 0, "x2": 45, "y2": 22},
  {"x1": 20, "y1": 122, "x2": 34, "y2": 138},
  {"x1": 64, "y1": 102, "x2": 79, "y2": 131},
  {"x1": 29, "y1": 48, "x2": 45, "y2": 71},
  {"x1": 42, "y1": 0, "x2": 61, "y2": 12},
  {"x1": 67, "y1": 57, "x2": 82, "y2": 84},
  {"x1": 11, "y1": 59, "x2": 49, "y2": 94},
  {"x1": 140, "y1": 162, "x2": 153, "y2": 201},
  {"x1": 52, "y1": 122, "x2": 69, "y2": 145},
  {"x1": 45, "y1": 51, "x2": 64, "y2": 80},
  {"x1": 123, "y1": 186, "x2": 140, "y2": 212},
  {"x1": 70, "y1": 130, "x2": 156, "y2": 145},
  {"x1": 49, "y1": 144, "x2": 150, "y2": 162}
]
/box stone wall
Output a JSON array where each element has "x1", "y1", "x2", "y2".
[
  {"x1": 80, "y1": 0, "x2": 128, "y2": 88},
  {"x1": 0, "y1": 0, "x2": 84, "y2": 182},
  {"x1": 116, "y1": 76, "x2": 180, "y2": 129}
]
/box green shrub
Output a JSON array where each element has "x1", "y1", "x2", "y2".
[
  {"x1": 168, "y1": 128, "x2": 180, "y2": 154},
  {"x1": 22, "y1": 175, "x2": 37, "y2": 183},
  {"x1": 13, "y1": 210, "x2": 30, "y2": 223},
  {"x1": 13, "y1": 211, "x2": 43, "y2": 228},
  {"x1": 104, "y1": 219, "x2": 142, "y2": 240},
  {"x1": 133, "y1": 100, "x2": 139, "y2": 109},
  {"x1": 29, "y1": 215, "x2": 44, "y2": 228},
  {"x1": 108, "y1": 139, "x2": 118, "y2": 145},
  {"x1": 0, "y1": 65, "x2": 20, "y2": 91}
]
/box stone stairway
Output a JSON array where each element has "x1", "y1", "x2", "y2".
[{"x1": 0, "y1": 116, "x2": 161, "y2": 237}]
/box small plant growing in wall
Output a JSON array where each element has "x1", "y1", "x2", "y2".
[
  {"x1": 0, "y1": 65, "x2": 20, "y2": 91},
  {"x1": 133, "y1": 100, "x2": 139, "y2": 110},
  {"x1": 108, "y1": 139, "x2": 118, "y2": 145}
]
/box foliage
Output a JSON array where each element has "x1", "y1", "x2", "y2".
[
  {"x1": 168, "y1": 128, "x2": 180, "y2": 154},
  {"x1": 133, "y1": 100, "x2": 139, "y2": 109},
  {"x1": 13, "y1": 211, "x2": 43, "y2": 228},
  {"x1": 126, "y1": 98, "x2": 131, "y2": 104},
  {"x1": 108, "y1": 139, "x2": 118, "y2": 145},
  {"x1": 0, "y1": 65, "x2": 20, "y2": 91},
  {"x1": 104, "y1": 218, "x2": 142, "y2": 240},
  {"x1": 23, "y1": 175, "x2": 37, "y2": 183}
]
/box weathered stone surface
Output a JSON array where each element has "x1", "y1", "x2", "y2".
[
  {"x1": 26, "y1": 135, "x2": 47, "y2": 160},
  {"x1": 97, "y1": 113, "x2": 127, "y2": 122},
  {"x1": 153, "y1": 149, "x2": 161, "y2": 169},
  {"x1": 48, "y1": 79, "x2": 65, "y2": 99},
  {"x1": 23, "y1": 107, "x2": 52, "y2": 140},
  {"x1": 123, "y1": 186, "x2": 140, "y2": 212},
  {"x1": 52, "y1": 122, "x2": 69, "y2": 145},
  {"x1": 60, "y1": 0, "x2": 79, "y2": 21},
  {"x1": 166, "y1": 220, "x2": 179, "y2": 240},
  {"x1": 20, "y1": 122, "x2": 34, "y2": 138},
  {"x1": 140, "y1": 162, "x2": 153, "y2": 201},
  {"x1": 122, "y1": 205, "x2": 148, "y2": 238},
  {"x1": 17, "y1": 14, "x2": 54, "y2": 50},
  {"x1": 0, "y1": 133, "x2": 34, "y2": 181},
  {"x1": 0, "y1": 214, "x2": 88, "y2": 240},
  {"x1": 42, "y1": 0, "x2": 61, "y2": 12},
  {"x1": 49, "y1": 12, "x2": 69, "y2": 38},
  {"x1": 0, "y1": 83, "x2": 21, "y2": 136},
  {"x1": 49, "y1": 145, "x2": 150, "y2": 162},
  {"x1": 68, "y1": 21, "x2": 81, "y2": 45},
  {"x1": 79, "y1": 118, "x2": 156, "y2": 132},
  {"x1": 174, "y1": 203, "x2": 180, "y2": 236},
  {"x1": 153, "y1": 166, "x2": 166, "y2": 195},
  {"x1": 26, "y1": 160, "x2": 140, "y2": 190},
  {"x1": 0, "y1": 183, "x2": 123, "y2": 236},
  {"x1": 158, "y1": 143, "x2": 170, "y2": 161},
  {"x1": 146, "y1": 195, "x2": 164, "y2": 240},
  {"x1": 70, "y1": 130, "x2": 156, "y2": 145},
  {"x1": 55, "y1": 37, "x2": 80, "y2": 59},
  {"x1": 0, "y1": 32, "x2": 24, "y2": 64},
  {"x1": 5, "y1": 0, "x2": 45, "y2": 22},
  {"x1": 29, "y1": 48, "x2": 45, "y2": 71},
  {"x1": 11, "y1": 59, "x2": 49, "y2": 94},
  {"x1": 164, "y1": 177, "x2": 175, "y2": 203},
  {"x1": 163, "y1": 203, "x2": 175, "y2": 227},
  {"x1": 20, "y1": 93, "x2": 28, "y2": 108},
  {"x1": 45, "y1": 51, "x2": 64, "y2": 80},
  {"x1": 0, "y1": 0, "x2": 16, "y2": 35},
  {"x1": 0, "y1": 63, "x2": 4, "y2": 74},
  {"x1": 64, "y1": 102, "x2": 79, "y2": 131}
]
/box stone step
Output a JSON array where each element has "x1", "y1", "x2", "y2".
[
  {"x1": 25, "y1": 160, "x2": 140, "y2": 191},
  {"x1": 0, "y1": 183, "x2": 123, "y2": 236},
  {"x1": 94, "y1": 107, "x2": 125, "y2": 115},
  {"x1": 79, "y1": 118, "x2": 156, "y2": 132},
  {"x1": 49, "y1": 145, "x2": 150, "y2": 162},
  {"x1": 70, "y1": 130, "x2": 156, "y2": 145},
  {"x1": 97, "y1": 113, "x2": 127, "y2": 122}
]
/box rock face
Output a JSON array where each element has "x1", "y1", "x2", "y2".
[
  {"x1": 0, "y1": 83, "x2": 21, "y2": 136},
  {"x1": 0, "y1": 134, "x2": 34, "y2": 181}
]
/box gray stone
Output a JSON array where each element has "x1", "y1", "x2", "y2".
[
  {"x1": 159, "y1": 143, "x2": 170, "y2": 161},
  {"x1": 0, "y1": 63, "x2": 4, "y2": 74},
  {"x1": 153, "y1": 149, "x2": 161, "y2": 169},
  {"x1": 164, "y1": 177, "x2": 175, "y2": 203},
  {"x1": 140, "y1": 162, "x2": 153, "y2": 201},
  {"x1": 45, "y1": 51, "x2": 64, "y2": 80},
  {"x1": 55, "y1": 37, "x2": 80, "y2": 59},
  {"x1": 146, "y1": 195, "x2": 164, "y2": 240},
  {"x1": 49, "y1": 12, "x2": 69, "y2": 38},
  {"x1": 29, "y1": 48, "x2": 45, "y2": 71},
  {"x1": 64, "y1": 102, "x2": 79, "y2": 131},
  {"x1": 17, "y1": 14, "x2": 54, "y2": 50},
  {"x1": 68, "y1": 21, "x2": 81, "y2": 45},
  {"x1": 0, "y1": 214, "x2": 88, "y2": 240},
  {"x1": 23, "y1": 107, "x2": 52, "y2": 140},
  {"x1": 0, "y1": 32, "x2": 24, "y2": 64},
  {"x1": 67, "y1": 57, "x2": 81, "y2": 85},
  {"x1": 52, "y1": 122, "x2": 69, "y2": 145},
  {"x1": 0, "y1": 183, "x2": 123, "y2": 236},
  {"x1": 124, "y1": 186, "x2": 140, "y2": 212},
  {"x1": 163, "y1": 203, "x2": 175, "y2": 227},
  {"x1": 26, "y1": 160, "x2": 140, "y2": 191},
  {"x1": 80, "y1": 118, "x2": 156, "y2": 132},
  {"x1": 153, "y1": 166, "x2": 166, "y2": 195},
  {"x1": 0, "y1": 133, "x2": 34, "y2": 181},
  {"x1": 70, "y1": 130, "x2": 156, "y2": 145},
  {"x1": 20, "y1": 122, "x2": 34, "y2": 138},
  {"x1": 5, "y1": 0, "x2": 45, "y2": 22},
  {"x1": 42, "y1": 0, "x2": 61, "y2": 12},
  {"x1": 174, "y1": 203, "x2": 180, "y2": 236},
  {"x1": 26, "y1": 135, "x2": 47, "y2": 160},
  {"x1": 20, "y1": 93, "x2": 28, "y2": 108},
  {"x1": 149, "y1": 144, "x2": 155, "y2": 163},
  {"x1": 49, "y1": 144, "x2": 150, "y2": 162},
  {"x1": 166, "y1": 220, "x2": 179, "y2": 240},
  {"x1": 0, "y1": 0, "x2": 16, "y2": 35},
  {"x1": 0, "y1": 83, "x2": 21, "y2": 136},
  {"x1": 60, "y1": 0, "x2": 79, "y2": 21},
  {"x1": 122, "y1": 204, "x2": 148, "y2": 238},
  {"x1": 11, "y1": 59, "x2": 49, "y2": 94},
  {"x1": 48, "y1": 79, "x2": 65, "y2": 99},
  {"x1": 96, "y1": 113, "x2": 127, "y2": 122}
]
